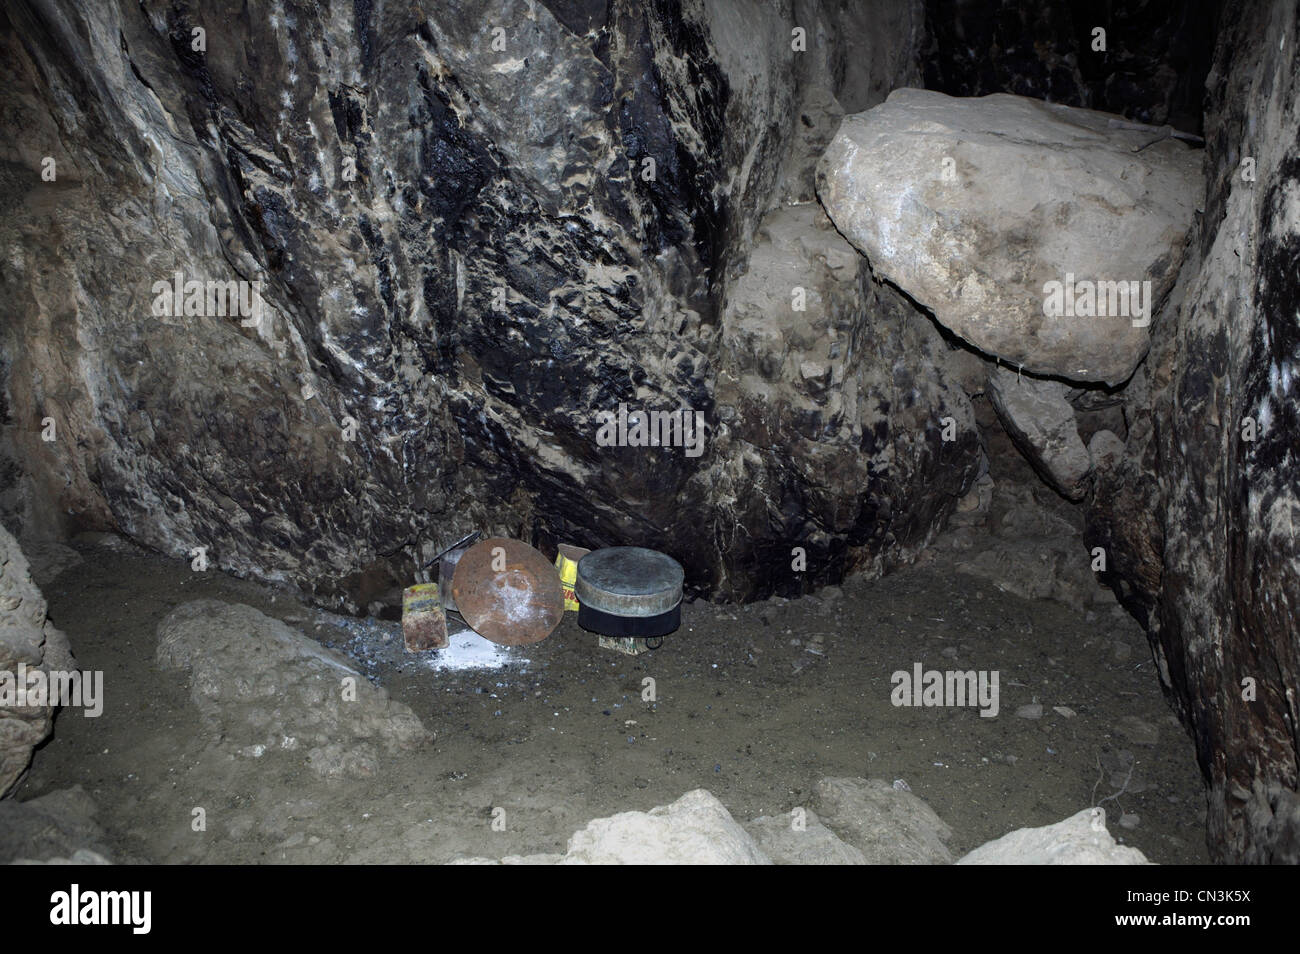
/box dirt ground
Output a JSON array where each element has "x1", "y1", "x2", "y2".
[{"x1": 14, "y1": 528, "x2": 1209, "y2": 864}]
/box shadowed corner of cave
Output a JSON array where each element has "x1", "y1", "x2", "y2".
[{"x1": 0, "y1": 0, "x2": 1295, "y2": 876}]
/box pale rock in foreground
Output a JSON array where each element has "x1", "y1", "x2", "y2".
[
  {"x1": 746, "y1": 808, "x2": 868, "y2": 864},
  {"x1": 156, "y1": 600, "x2": 430, "y2": 779},
  {"x1": 813, "y1": 777, "x2": 954, "y2": 864},
  {"x1": 10, "y1": 848, "x2": 112, "y2": 865},
  {"x1": 454, "y1": 790, "x2": 772, "y2": 865},
  {"x1": 818, "y1": 88, "x2": 1201, "y2": 385},
  {"x1": 454, "y1": 782, "x2": 963, "y2": 865},
  {"x1": 449, "y1": 854, "x2": 564, "y2": 865},
  {"x1": 560, "y1": 789, "x2": 772, "y2": 865},
  {"x1": 0, "y1": 525, "x2": 75, "y2": 796},
  {"x1": 957, "y1": 807, "x2": 1152, "y2": 864},
  {"x1": 0, "y1": 786, "x2": 119, "y2": 864}
]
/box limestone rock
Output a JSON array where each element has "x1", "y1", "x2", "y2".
[
  {"x1": 0, "y1": 524, "x2": 73, "y2": 796},
  {"x1": 559, "y1": 789, "x2": 771, "y2": 865},
  {"x1": 746, "y1": 808, "x2": 867, "y2": 864},
  {"x1": 957, "y1": 808, "x2": 1152, "y2": 865},
  {"x1": 455, "y1": 785, "x2": 956, "y2": 865},
  {"x1": 1087, "y1": 429, "x2": 1127, "y2": 472},
  {"x1": 956, "y1": 543, "x2": 1096, "y2": 611},
  {"x1": 987, "y1": 368, "x2": 1093, "y2": 500},
  {"x1": 812, "y1": 777, "x2": 954, "y2": 864},
  {"x1": 715, "y1": 202, "x2": 980, "y2": 586},
  {"x1": 0, "y1": 786, "x2": 117, "y2": 864},
  {"x1": 156, "y1": 600, "x2": 430, "y2": 777},
  {"x1": 818, "y1": 88, "x2": 1201, "y2": 385},
  {"x1": 449, "y1": 854, "x2": 565, "y2": 865},
  {"x1": 951, "y1": 483, "x2": 1104, "y2": 611},
  {"x1": 456, "y1": 790, "x2": 775, "y2": 865},
  {"x1": 11, "y1": 849, "x2": 112, "y2": 865}
]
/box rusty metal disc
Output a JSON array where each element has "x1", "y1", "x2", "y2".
[{"x1": 451, "y1": 537, "x2": 564, "y2": 646}]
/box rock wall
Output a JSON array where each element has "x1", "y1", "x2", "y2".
[
  {"x1": 1086, "y1": 0, "x2": 1300, "y2": 862},
  {"x1": 0, "y1": 0, "x2": 973, "y2": 608}
]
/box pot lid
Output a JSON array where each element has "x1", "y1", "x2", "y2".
[{"x1": 575, "y1": 547, "x2": 684, "y2": 618}]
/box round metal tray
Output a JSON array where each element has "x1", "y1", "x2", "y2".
[{"x1": 451, "y1": 537, "x2": 564, "y2": 646}]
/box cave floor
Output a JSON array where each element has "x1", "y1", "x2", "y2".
[{"x1": 17, "y1": 537, "x2": 1210, "y2": 863}]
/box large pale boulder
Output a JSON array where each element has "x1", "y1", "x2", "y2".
[
  {"x1": 746, "y1": 808, "x2": 867, "y2": 864},
  {"x1": 156, "y1": 600, "x2": 430, "y2": 778},
  {"x1": 559, "y1": 789, "x2": 772, "y2": 865},
  {"x1": 455, "y1": 790, "x2": 772, "y2": 865},
  {"x1": 957, "y1": 808, "x2": 1151, "y2": 865},
  {"x1": 817, "y1": 88, "x2": 1201, "y2": 385},
  {"x1": 1, "y1": 524, "x2": 74, "y2": 796},
  {"x1": 812, "y1": 777, "x2": 954, "y2": 864}
]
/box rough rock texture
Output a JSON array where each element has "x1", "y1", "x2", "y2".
[
  {"x1": 0, "y1": 523, "x2": 74, "y2": 796},
  {"x1": 558, "y1": 788, "x2": 771, "y2": 864},
  {"x1": 1086, "y1": 429, "x2": 1126, "y2": 472},
  {"x1": 945, "y1": 481, "x2": 1107, "y2": 611},
  {"x1": 818, "y1": 88, "x2": 1202, "y2": 385},
  {"x1": 10, "y1": 849, "x2": 111, "y2": 865},
  {"x1": 986, "y1": 368, "x2": 1092, "y2": 500},
  {"x1": 456, "y1": 788, "x2": 903, "y2": 865},
  {"x1": 450, "y1": 853, "x2": 565, "y2": 865},
  {"x1": 714, "y1": 203, "x2": 980, "y2": 589},
  {"x1": 746, "y1": 807, "x2": 867, "y2": 864},
  {"x1": 812, "y1": 777, "x2": 953, "y2": 864},
  {"x1": 0, "y1": 0, "x2": 970, "y2": 607},
  {"x1": 156, "y1": 600, "x2": 429, "y2": 778},
  {"x1": 921, "y1": 0, "x2": 1219, "y2": 133},
  {"x1": 451, "y1": 788, "x2": 776, "y2": 865},
  {"x1": 0, "y1": 786, "x2": 119, "y2": 863},
  {"x1": 1084, "y1": 0, "x2": 1300, "y2": 863},
  {"x1": 957, "y1": 807, "x2": 1151, "y2": 865}
]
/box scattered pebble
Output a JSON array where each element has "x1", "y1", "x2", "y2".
[
  {"x1": 1016, "y1": 703, "x2": 1044, "y2": 719},
  {"x1": 1119, "y1": 812, "x2": 1141, "y2": 830},
  {"x1": 1116, "y1": 714, "x2": 1160, "y2": 746},
  {"x1": 1052, "y1": 706, "x2": 1076, "y2": 718}
]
